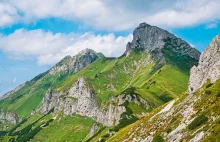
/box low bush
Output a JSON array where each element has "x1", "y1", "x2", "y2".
[
  {"x1": 152, "y1": 135, "x2": 164, "y2": 142},
  {"x1": 217, "y1": 91, "x2": 220, "y2": 97},
  {"x1": 188, "y1": 115, "x2": 208, "y2": 130},
  {"x1": 204, "y1": 90, "x2": 212, "y2": 95},
  {"x1": 206, "y1": 83, "x2": 213, "y2": 88},
  {"x1": 165, "y1": 127, "x2": 172, "y2": 133}
]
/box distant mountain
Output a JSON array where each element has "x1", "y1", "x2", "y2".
[{"x1": 0, "y1": 23, "x2": 203, "y2": 142}]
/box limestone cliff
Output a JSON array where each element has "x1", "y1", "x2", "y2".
[
  {"x1": 0, "y1": 111, "x2": 19, "y2": 125},
  {"x1": 189, "y1": 35, "x2": 220, "y2": 93},
  {"x1": 39, "y1": 77, "x2": 150, "y2": 126}
]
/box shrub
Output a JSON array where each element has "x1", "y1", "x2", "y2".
[
  {"x1": 188, "y1": 115, "x2": 208, "y2": 130},
  {"x1": 205, "y1": 90, "x2": 212, "y2": 95},
  {"x1": 165, "y1": 127, "x2": 172, "y2": 133},
  {"x1": 206, "y1": 83, "x2": 213, "y2": 88},
  {"x1": 152, "y1": 135, "x2": 164, "y2": 142},
  {"x1": 217, "y1": 92, "x2": 220, "y2": 97}
]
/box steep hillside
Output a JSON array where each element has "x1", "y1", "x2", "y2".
[
  {"x1": 108, "y1": 35, "x2": 220, "y2": 142},
  {"x1": 0, "y1": 48, "x2": 100, "y2": 118},
  {"x1": 0, "y1": 23, "x2": 200, "y2": 142}
]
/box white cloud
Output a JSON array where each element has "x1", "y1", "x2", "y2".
[
  {"x1": 0, "y1": 2, "x2": 20, "y2": 27},
  {"x1": 0, "y1": 0, "x2": 220, "y2": 30},
  {"x1": 205, "y1": 22, "x2": 218, "y2": 29},
  {"x1": 12, "y1": 77, "x2": 16, "y2": 83},
  {"x1": 0, "y1": 29, "x2": 132, "y2": 65}
]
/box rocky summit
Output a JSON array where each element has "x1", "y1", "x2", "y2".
[
  {"x1": 0, "y1": 23, "x2": 219, "y2": 142},
  {"x1": 126, "y1": 23, "x2": 200, "y2": 60},
  {"x1": 49, "y1": 48, "x2": 100, "y2": 75}
]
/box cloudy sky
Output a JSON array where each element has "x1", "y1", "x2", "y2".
[{"x1": 0, "y1": 0, "x2": 220, "y2": 95}]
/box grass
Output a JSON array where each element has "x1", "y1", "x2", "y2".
[
  {"x1": 152, "y1": 135, "x2": 164, "y2": 142},
  {"x1": 0, "y1": 72, "x2": 70, "y2": 118},
  {"x1": 31, "y1": 114, "x2": 94, "y2": 142}
]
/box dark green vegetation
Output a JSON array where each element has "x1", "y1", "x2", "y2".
[
  {"x1": 0, "y1": 114, "x2": 94, "y2": 142},
  {"x1": 188, "y1": 115, "x2": 208, "y2": 130},
  {"x1": 152, "y1": 135, "x2": 164, "y2": 142}
]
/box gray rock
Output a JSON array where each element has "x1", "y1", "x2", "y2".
[
  {"x1": 0, "y1": 111, "x2": 19, "y2": 125},
  {"x1": 90, "y1": 123, "x2": 99, "y2": 137},
  {"x1": 189, "y1": 35, "x2": 220, "y2": 93},
  {"x1": 125, "y1": 22, "x2": 200, "y2": 60},
  {"x1": 39, "y1": 77, "x2": 126, "y2": 126},
  {"x1": 49, "y1": 48, "x2": 100, "y2": 75}
]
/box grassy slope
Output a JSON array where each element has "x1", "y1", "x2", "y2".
[
  {"x1": 108, "y1": 79, "x2": 220, "y2": 142},
  {"x1": 57, "y1": 48, "x2": 190, "y2": 107},
  {"x1": 0, "y1": 113, "x2": 94, "y2": 142},
  {"x1": 0, "y1": 72, "x2": 69, "y2": 118},
  {"x1": 31, "y1": 115, "x2": 94, "y2": 142}
]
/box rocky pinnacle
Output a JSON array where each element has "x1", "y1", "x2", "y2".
[{"x1": 189, "y1": 35, "x2": 220, "y2": 93}]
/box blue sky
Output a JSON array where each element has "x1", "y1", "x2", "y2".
[{"x1": 0, "y1": 0, "x2": 220, "y2": 96}]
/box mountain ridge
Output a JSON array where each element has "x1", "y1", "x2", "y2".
[{"x1": 0, "y1": 23, "x2": 208, "y2": 142}]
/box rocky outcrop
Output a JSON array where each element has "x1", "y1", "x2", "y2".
[
  {"x1": 90, "y1": 123, "x2": 99, "y2": 137},
  {"x1": 125, "y1": 23, "x2": 200, "y2": 60},
  {"x1": 0, "y1": 111, "x2": 19, "y2": 124},
  {"x1": 39, "y1": 78, "x2": 126, "y2": 126},
  {"x1": 49, "y1": 48, "x2": 100, "y2": 75},
  {"x1": 39, "y1": 77, "x2": 150, "y2": 126},
  {"x1": 189, "y1": 35, "x2": 220, "y2": 93}
]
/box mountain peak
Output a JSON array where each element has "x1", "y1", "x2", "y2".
[
  {"x1": 126, "y1": 22, "x2": 200, "y2": 60},
  {"x1": 49, "y1": 48, "x2": 100, "y2": 74},
  {"x1": 78, "y1": 48, "x2": 97, "y2": 55}
]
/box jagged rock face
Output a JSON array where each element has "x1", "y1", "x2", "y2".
[
  {"x1": 39, "y1": 90, "x2": 57, "y2": 114},
  {"x1": 39, "y1": 77, "x2": 150, "y2": 126},
  {"x1": 189, "y1": 35, "x2": 220, "y2": 93},
  {"x1": 55, "y1": 78, "x2": 98, "y2": 117},
  {"x1": 126, "y1": 22, "x2": 200, "y2": 60},
  {"x1": 0, "y1": 111, "x2": 19, "y2": 125},
  {"x1": 49, "y1": 48, "x2": 100, "y2": 74},
  {"x1": 39, "y1": 78, "x2": 125, "y2": 126}
]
